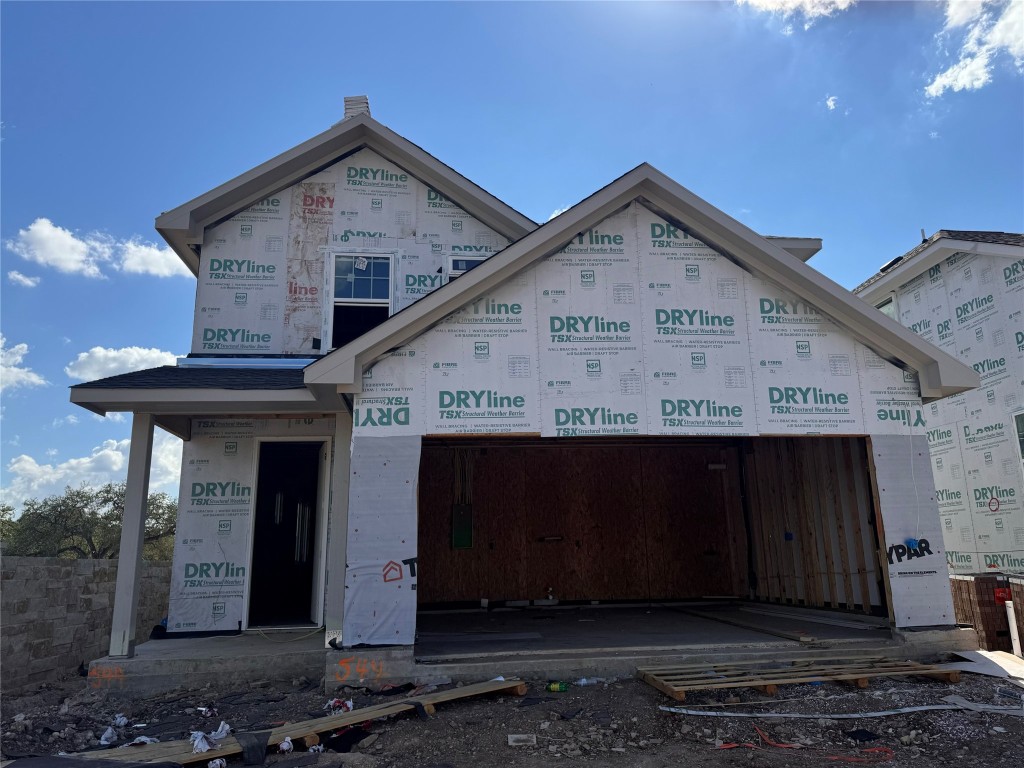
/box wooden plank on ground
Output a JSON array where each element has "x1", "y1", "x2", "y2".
[
  {"x1": 74, "y1": 678, "x2": 528, "y2": 765},
  {"x1": 638, "y1": 659, "x2": 959, "y2": 700}
]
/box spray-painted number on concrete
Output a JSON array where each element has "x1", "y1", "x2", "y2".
[
  {"x1": 88, "y1": 665, "x2": 125, "y2": 689},
  {"x1": 334, "y1": 657, "x2": 385, "y2": 683}
]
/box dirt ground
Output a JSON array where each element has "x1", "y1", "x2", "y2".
[{"x1": 2, "y1": 668, "x2": 1023, "y2": 768}]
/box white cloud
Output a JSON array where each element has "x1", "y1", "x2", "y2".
[
  {"x1": 4, "y1": 218, "x2": 113, "y2": 278},
  {"x1": 92, "y1": 412, "x2": 127, "y2": 423},
  {"x1": 547, "y1": 206, "x2": 571, "y2": 221},
  {"x1": 0, "y1": 431, "x2": 183, "y2": 510},
  {"x1": 45, "y1": 448, "x2": 58, "y2": 458},
  {"x1": 1, "y1": 335, "x2": 48, "y2": 392},
  {"x1": 930, "y1": 130, "x2": 941, "y2": 139},
  {"x1": 7, "y1": 270, "x2": 40, "y2": 287},
  {"x1": 737, "y1": 0, "x2": 856, "y2": 20},
  {"x1": 781, "y1": 23, "x2": 794, "y2": 35},
  {"x1": 4, "y1": 217, "x2": 191, "y2": 279},
  {"x1": 150, "y1": 433, "x2": 184, "y2": 490},
  {"x1": 826, "y1": 95, "x2": 839, "y2": 110},
  {"x1": 926, "y1": 0, "x2": 1024, "y2": 97},
  {"x1": 944, "y1": 0, "x2": 986, "y2": 29},
  {"x1": 65, "y1": 346, "x2": 179, "y2": 381},
  {"x1": 119, "y1": 239, "x2": 192, "y2": 278},
  {"x1": 51, "y1": 414, "x2": 80, "y2": 428}
]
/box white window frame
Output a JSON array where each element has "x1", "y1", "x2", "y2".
[
  {"x1": 1012, "y1": 408, "x2": 1024, "y2": 479},
  {"x1": 875, "y1": 291, "x2": 899, "y2": 322},
  {"x1": 444, "y1": 253, "x2": 489, "y2": 284},
  {"x1": 322, "y1": 249, "x2": 398, "y2": 351}
]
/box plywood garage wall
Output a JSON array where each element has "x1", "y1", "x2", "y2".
[
  {"x1": 741, "y1": 437, "x2": 883, "y2": 613},
  {"x1": 417, "y1": 441, "x2": 748, "y2": 604}
]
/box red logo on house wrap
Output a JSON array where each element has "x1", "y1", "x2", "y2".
[
  {"x1": 989, "y1": 497, "x2": 1000, "y2": 512},
  {"x1": 382, "y1": 560, "x2": 403, "y2": 582}
]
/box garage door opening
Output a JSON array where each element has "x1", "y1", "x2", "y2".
[{"x1": 416, "y1": 436, "x2": 887, "y2": 656}]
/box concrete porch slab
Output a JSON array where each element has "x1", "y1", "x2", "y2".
[
  {"x1": 87, "y1": 604, "x2": 979, "y2": 694},
  {"x1": 87, "y1": 630, "x2": 326, "y2": 694}
]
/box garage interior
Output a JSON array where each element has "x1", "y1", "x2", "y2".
[{"x1": 415, "y1": 436, "x2": 890, "y2": 659}]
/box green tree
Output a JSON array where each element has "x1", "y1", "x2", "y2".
[{"x1": 0, "y1": 483, "x2": 177, "y2": 560}]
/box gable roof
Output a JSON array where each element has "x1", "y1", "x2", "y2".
[
  {"x1": 854, "y1": 230, "x2": 1024, "y2": 301},
  {"x1": 305, "y1": 163, "x2": 979, "y2": 402},
  {"x1": 156, "y1": 113, "x2": 538, "y2": 275}
]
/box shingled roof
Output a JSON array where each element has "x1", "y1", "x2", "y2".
[
  {"x1": 854, "y1": 230, "x2": 1024, "y2": 294},
  {"x1": 69, "y1": 366, "x2": 307, "y2": 390}
]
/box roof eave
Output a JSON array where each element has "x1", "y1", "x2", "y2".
[
  {"x1": 306, "y1": 163, "x2": 980, "y2": 402},
  {"x1": 765, "y1": 237, "x2": 823, "y2": 262},
  {"x1": 69, "y1": 386, "x2": 320, "y2": 415},
  {"x1": 155, "y1": 114, "x2": 537, "y2": 273},
  {"x1": 306, "y1": 164, "x2": 656, "y2": 392},
  {"x1": 857, "y1": 238, "x2": 1023, "y2": 303},
  {"x1": 634, "y1": 170, "x2": 979, "y2": 400}
]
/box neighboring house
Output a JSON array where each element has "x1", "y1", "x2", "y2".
[
  {"x1": 855, "y1": 232, "x2": 1024, "y2": 576},
  {"x1": 71, "y1": 98, "x2": 979, "y2": 659}
]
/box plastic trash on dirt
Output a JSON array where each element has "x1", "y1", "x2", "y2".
[
  {"x1": 507, "y1": 734, "x2": 537, "y2": 747},
  {"x1": 99, "y1": 727, "x2": 117, "y2": 746},
  {"x1": 190, "y1": 732, "x2": 215, "y2": 754},
  {"x1": 308, "y1": 745, "x2": 325, "y2": 753},
  {"x1": 197, "y1": 707, "x2": 218, "y2": 718},
  {"x1": 208, "y1": 721, "x2": 232, "y2": 741},
  {"x1": 208, "y1": 758, "x2": 227, "y2": 768},
  {"x1": 323, "y1": 698, "x2": 354, "y2": 714},
  {"x1": 113, "y1": 714, "x2": 129, "y2": 728},
  {"x1": 119, "y1": 736, "x2": 159, "y2": 748},
  {"x1": 278, "y1": 736, "x2": 294, "y2": 754}
]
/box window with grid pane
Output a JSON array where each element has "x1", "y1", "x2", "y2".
[{"x1": 334, "y1": 255, "x2": 391, "y2": 303}]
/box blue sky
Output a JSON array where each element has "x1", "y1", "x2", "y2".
[{"x1": 2, "y1": 0, "x2": 1021, "y2": 509}]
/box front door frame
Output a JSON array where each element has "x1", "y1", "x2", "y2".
[{"x1": 242, "y1": 436, "x2": 331, "y2": 629}]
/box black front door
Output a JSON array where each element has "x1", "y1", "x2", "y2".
[{"x1": 248, "y1": 442, "x2": 321, "y2": 626}]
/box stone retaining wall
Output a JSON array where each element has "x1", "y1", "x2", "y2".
[{"x1": 1, "y1": 557, "x2": 171, "y2": 693}]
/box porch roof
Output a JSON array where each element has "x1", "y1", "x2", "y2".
[{"x1": 69, "y1": 366, "x2": 329, "y2": 440}]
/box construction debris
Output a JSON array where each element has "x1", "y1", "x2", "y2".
[{"x1": 68, "y1": 678, "x2": 527, "y2": 765}]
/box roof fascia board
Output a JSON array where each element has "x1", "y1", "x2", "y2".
[
  {"x1": 156, "y1": 119, "x2": 371, "y2": 236},
  {"x1": 156, "y1": 115, "x2": 537, "y2": 273},
  {"x1": 635, "y1": 171, "x2": 977, "y2": 399},
  {"x1": 305, "y1": 168, "x2": 653, "y2": 390},
  {"x1": 306, "y1": 164, "x2": 979, "y2": 401},
  {"x1": 857, "y1": 239, "x2": 1022, "y2": 303},
  {"x1": 766, "y1": 237, "x2": 822, "y2": 262},
  {"x1": 357, "y1": 120, "x2": 536, "y2": 238},
  {"x1": 70, "y1": 387, "x2": 318, "y2": 415}
]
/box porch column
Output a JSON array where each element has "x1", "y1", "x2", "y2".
[
  {"x1": 324, "y1": 409, "x2": 353, "y2": 648},
  {"x1": 108, "y1": 413, "x2": 155, "y2": 658}
]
